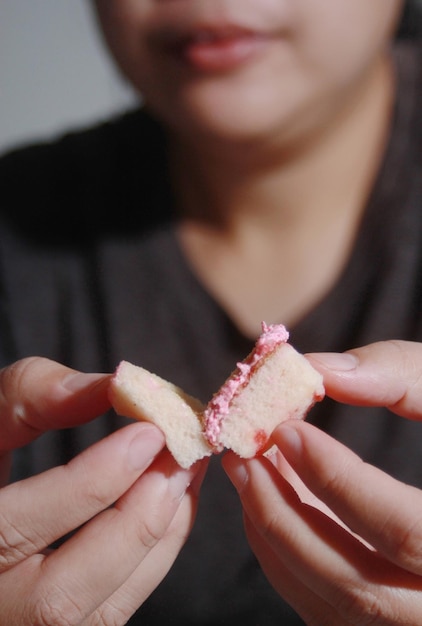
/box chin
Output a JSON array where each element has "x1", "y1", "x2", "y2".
[
  {"x1": 176, "y1": 108, "x2": 280, "y2": 145},
  {"x1": 143, "y1": 53, "x2": 319, "y2": 150},
  {"x1": 149, "y1": 82, "x2": 300, "y2": 149}
]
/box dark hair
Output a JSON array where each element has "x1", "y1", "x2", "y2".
[{"x1": 396, "y1": 0, "x2": 422, "y2": 38}]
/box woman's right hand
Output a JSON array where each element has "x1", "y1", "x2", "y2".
[
  {"x1": 0, "y1": 357, "x2": 206, "y2": 625},
  {"x1": 223, "y1": 341, "x2": 422, "y2": 625}
]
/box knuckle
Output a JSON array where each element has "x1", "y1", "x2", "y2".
[
  {"x1": 252, "y1": 482, "x2": 303, "y2": 548},
  {"x1": 313, "y1": 454, "x2": 365, "y2": 509},
  {"x1": 384, "y1": 340, "x2": 422, "y2": 413},
  {"x1": 90, "y1": 602, "x2": 127, "y2": 626},
  {"x1": 334, "y1": 585, "x2": 385, "y2": 625},
  {"x1": 76, "y1": 475, "x2": 111, "y2": 514},
  {"x1": 259, "y1": 504, "x2": 293, "y2": 548},
  {"x1": 30, "y1": 583, "x2": 86, "y2": 626},
  {"x1": 0, "y1": 511, "x2": 39, "y2": 570},
  {"x1": 65, "y1": 458, "x2": 111, "y2": 515},
  {"x1": 316, "y1": 455, "x2": 354, "y2": 503},
  {"x1": 0, "y1": 357, "x2": 39, "y2": 403},
  {"x1": 391, "y1": 517, "x2": 422, "y2": 573},
  {"x1": 0, "y1": 357, "x2": 47, "y2": 442},
  {"x1": 135, "y1": 514, "x2": 166, "y2": 550}
]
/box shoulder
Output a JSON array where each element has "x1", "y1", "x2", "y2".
[{"x1": 0, "y1": 109, "x2": 173, "y2": 243}]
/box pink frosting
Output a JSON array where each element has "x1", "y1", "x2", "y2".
[{"x1": 203, "y1": 322, "x2": 289, "y2": 449}]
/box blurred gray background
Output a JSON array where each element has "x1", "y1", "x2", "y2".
[{"x1": 0, "y1": 0, "x2": 138, "y2": 155}]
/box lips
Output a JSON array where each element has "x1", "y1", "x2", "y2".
[{"x1": 162, "y1": 25, "x2": 270, "y2": 73}]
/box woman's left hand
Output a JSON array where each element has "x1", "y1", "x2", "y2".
[{"x1": 223, "y1": 340, "x2": 422, "y2": 625}]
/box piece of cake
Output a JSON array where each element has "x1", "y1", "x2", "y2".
[
  {"x1": 109, "y1": 362, "x2": 211, "y2": 469},
  {"x1": 204, "y1": 323, "x2": 325, "y2": 458},
  {"x1": 109, "y1": 323, "x2": 325, "y2": 468}
]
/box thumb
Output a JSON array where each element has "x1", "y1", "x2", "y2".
[{"x1": 306, "y1": 340, "x2": 422, "y2": 420}]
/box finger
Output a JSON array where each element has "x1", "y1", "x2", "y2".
[
  {"x1": 89, "y1": 479, "x2": 204, "y2": 625},
  {"x1": 0, "y1": 357, "x2": 111, "y2": 453},
  {"x1": 306, "y1": 340, "x2": 422, "y2": 419},
  {"x1": 273, "y1": 420, "x2": 422, "y2": 576},
  {"x1": 224, "y1": 451, "x2": 422, "y2": 624},
  {"x1": 0, "y1": 422, "x2": 165, "y2": 571},
  {"x1": 24, "y1": 454, "x2": 201, "y2": 625},
  {"x1": 243, "y1": 515, "x2": 350, "y2": 626},
  {"x1": 266, "y1": 450, "x2": 354, "y2": 536}
]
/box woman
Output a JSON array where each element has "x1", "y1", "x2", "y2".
[{"x1": 0, "y1": 0, "x2": 421, "y2": 623}]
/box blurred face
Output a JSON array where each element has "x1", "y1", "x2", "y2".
[{"x1": 93, "y1": 0, "x2": 404, "y2": 146}]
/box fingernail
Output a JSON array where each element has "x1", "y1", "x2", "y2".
[
  {"x1": 307, "y1": 352, "x2": 358, "y2": 372},
  {"x1": 226, "y1": 457, "x2": 249, "y2": 493},
  {"x1": 276, "y1": 424, "x2": 302, "y2": 460},
  {"x1": 62, "y1": 372, "x2": 109, "y2": 393},
  {"x1": 168, "y1": 467, "x2": 194, "y2": 502},
  {"x1": 128, "y1": 424, "x2": 165, "y2": 471}
]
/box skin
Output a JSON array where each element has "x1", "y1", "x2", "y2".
[
  {"x1": 93, "y1": 0, "x2": 405, "y2": 337},
  {"x1": 223, "y1": 342, "x2": 422, "y2": 625},
  {"x1": 2, "y1": 1, "x2": 419, "y2": 624},
  {"x1": 0, "y1": 358, "x2": 206, "y2": 625},
  {"x1": 93, "y1": 0, "x2": 403, "y2": 146}
]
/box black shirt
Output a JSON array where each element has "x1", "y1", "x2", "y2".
[{"x1": 0, "y1": 42, "x2": 421, "y2": 625}]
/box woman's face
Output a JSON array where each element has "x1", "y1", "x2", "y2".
[{"x1": 93, "y1": 0, "x2": 404, "y2": 146}]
